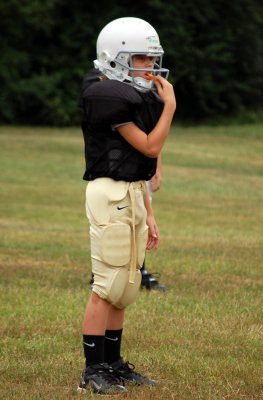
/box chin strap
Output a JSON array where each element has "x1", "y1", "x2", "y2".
[{"x1": 132, "y1": 77, "x2": 153, "y2": 92}]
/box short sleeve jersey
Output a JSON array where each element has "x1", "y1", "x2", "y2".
[{"x1": 81, "y1": 69, "x2": 164, "y2": 182}]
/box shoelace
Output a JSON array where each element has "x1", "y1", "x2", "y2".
[
  {"x1": 97, "y1": 364, "x2": 122, "y2": 385},
  {"x1": 119, "y1": 361, "x2": 142, "y2": 377}
]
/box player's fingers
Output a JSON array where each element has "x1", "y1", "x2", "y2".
[
  {"x1": 148, "y1": 226, "x2": 160, "y2": 249},
  {"x1": 155, "y1": 74, "x2": 165, "y2": 83},
  {"x1": 154, "y1": 77, "x2": 163, "y2": 87},
  {"x1": 146, "y1": 230, "x2": 157, "y2": 250},
  {"x1": 152, "y1": 181, "x2": 161, "y2": 192},
  {"x1": 146, "y1": 236, "x2": 159, "y2": 250}
]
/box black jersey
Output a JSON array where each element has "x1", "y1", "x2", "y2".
[{"x1": 81, "y1": 69, "x2": 164, "y2": 182}]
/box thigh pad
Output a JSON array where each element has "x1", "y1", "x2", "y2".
[{"x1": 90, "y1": 222, "x2": 131, "y2": 266}]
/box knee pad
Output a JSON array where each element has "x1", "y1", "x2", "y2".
[
  {"x1": 113, "y1": 269, "x2": 142, "y2": 309},
  {"x1": 107, "y1": 267, "x2": 141, "y2": 309},
  {"x1": 92, "y1": 260, "x2": 141, "y2": 310}
]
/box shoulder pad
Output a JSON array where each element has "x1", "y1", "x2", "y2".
[
  {"x1": 82, "y1": 80, "x2": 142, "y2": 126},
  {"x1": 84, "y1": 79, "x2": 141, "y2": 104}
]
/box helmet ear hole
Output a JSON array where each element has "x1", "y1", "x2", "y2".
[{"x1": 110, "y1": 61, "x2": 116, "y2": 68}]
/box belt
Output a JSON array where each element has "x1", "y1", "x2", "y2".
[{"x1": 128, "y1": 181, "x2": 145, "y2": 284}]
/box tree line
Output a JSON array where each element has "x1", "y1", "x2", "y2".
[{"x1": 0, "y1": 0, "x2": 262, "y2": 126}]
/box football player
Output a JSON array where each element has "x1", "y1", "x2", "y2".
[{"x1": 78, "y1": 17, "x2": 176, "y2": 395}]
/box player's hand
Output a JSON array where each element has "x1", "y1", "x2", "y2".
[
  {"x1": 150, "y1": 170, "x2": 162, "y2": 192},
  {"x1": 155, "y1": 75, "x2": 176, "y2": 110},
  {"x1": 146, "y1": 215, "x2": 160, "y2": 250}
]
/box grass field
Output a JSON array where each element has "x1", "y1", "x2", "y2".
[{"x1": 0, "y1": 124, "x2": 263, "y2": 400}]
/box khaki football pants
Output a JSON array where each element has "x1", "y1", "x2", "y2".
[{"x1": 85, "y1": 178, "x2": 148, "y2": 309}]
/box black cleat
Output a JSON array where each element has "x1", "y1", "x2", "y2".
[
  {"x1": 110, "y1": 358, "x2": 157, "y2": 386},
  {"x1": 141, "y1": 269, "x2": 169, "y2": 291},
  {"x1": 77, "y1": 362, "x2": 127, "y2": 395}
]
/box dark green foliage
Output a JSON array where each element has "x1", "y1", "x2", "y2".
[{"x1": 0, "y1": 0, "x2": 262, "y2": 125}]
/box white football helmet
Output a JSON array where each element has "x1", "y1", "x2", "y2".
[{"x1": 94, "y1": 17, "x2": 169, "y2": 91}]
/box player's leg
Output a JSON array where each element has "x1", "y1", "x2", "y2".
[
  {"x1": 78, "y1": 179, "x2": 131, "y2": 395},
  {"x1": 77, "y1": 292, "x2": 127, "y2": 394},
  {"x1": 141, "y1": 181, "x2": 169, "y2": 291},
  {"x1": 104, "y1": 292, "x2": 157, "y2": 385},
  {"x1": 140, "y1": 259, "x2": 169, "y2": 291},
  {"x1": 103, "y1": 192, "x2": 157, "y2": 386}
]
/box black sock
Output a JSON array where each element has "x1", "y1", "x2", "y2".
[
  {"x1": 83, "y1": 334, "x2": 105, "y2": 367},
  {"x1": 104, "y1": 329, "x2": 123, "y2": 364}
]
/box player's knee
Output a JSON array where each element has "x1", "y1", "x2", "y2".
[
  {"x1": 93, "y1": 267, "x2": 141, "y2": 310},
  {"x1": 113, "y1": 270, "x2": 142, "y2": 309}
]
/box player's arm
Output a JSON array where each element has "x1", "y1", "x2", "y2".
[
  {"x1": 143, "y1": 182, "x2": 160, "y2": 250},
  {"x1": 150, "y1": 153, "x2": 162, "y2": 192},
  {"x1": 117, "y1": 75, "x2": 176, "y2": 158}
]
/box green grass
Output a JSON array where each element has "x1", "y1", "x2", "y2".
[{"x1": 0, "y1": 124, "x2": 263, "y2": 400}]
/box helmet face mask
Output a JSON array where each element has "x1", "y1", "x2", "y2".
[
  {"x1": 94, "y1": 17, "x2": 169, "y2": 91},
  {"x1": 116, "y1": 52, "x2": 169, "y2": 91}
]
